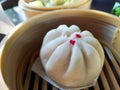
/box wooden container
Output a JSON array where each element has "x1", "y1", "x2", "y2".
[
  {"x1": 0, "y1": 9, "x2": 120, "y2": 90},
  {"x1": 18, "y1": 0, "x2": 92, "y2": 19}
]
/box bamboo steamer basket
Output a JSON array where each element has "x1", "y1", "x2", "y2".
[
  {"x1": 18, "y1": 0, "x2": 92, "y2": 19},
  {"x1": 0, "y1": 9, "x2": 120, "y2": 90}
]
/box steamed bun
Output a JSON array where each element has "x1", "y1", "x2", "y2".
[{"x1": 40, "y1": 25, "x2": 104, "y2": 88}]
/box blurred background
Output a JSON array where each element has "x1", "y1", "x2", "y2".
[
  {"x1": 1, "y1": 0, "x2": 120, "y2": 12},
  {"x1": 0, "y1": 0, "x2": 120, "y2": 25}
]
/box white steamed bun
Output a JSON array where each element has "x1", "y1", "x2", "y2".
[{"x1": 40, "y1": 24, "x2": 104, "y2": 88}]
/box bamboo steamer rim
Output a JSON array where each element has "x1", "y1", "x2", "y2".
[
  {"x1": 1, "y1": 9, "x2": 120, "y2": 42},
  {"x1": 15, "y1": 9, "x2": 120, "y2": 28},
  {"x1": 0, "y1": 9, "x2": 120, "y2": 90},
  {"x1": 0, "y1": 24, "x2": 24, "y2": 90},
  {"x1": 20, "y1": 0, "x2": 92, "y2": 11}
]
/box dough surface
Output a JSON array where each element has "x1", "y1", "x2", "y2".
[{"x1": 40, "y1": 25, "x2": 104, "y2": 88}]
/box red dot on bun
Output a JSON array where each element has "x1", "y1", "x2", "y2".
[
  {"x1": 70, "y1": 39, "x2": 75, "y2": 46},
  {"x1": 76, "y1": 34, "x2": 82, "y2": 38}
]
